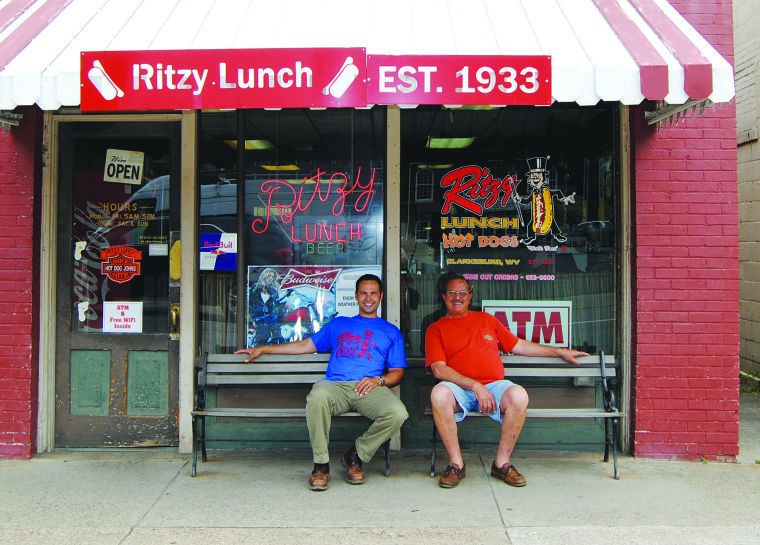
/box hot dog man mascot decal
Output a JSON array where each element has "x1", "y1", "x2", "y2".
[{"x1": 513, "y1": 156, "x2": 576, "y2": 245}]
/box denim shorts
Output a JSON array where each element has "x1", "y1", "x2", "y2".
[{"x1": 438, "y1": 379, "x2": 516, "y2": 423}]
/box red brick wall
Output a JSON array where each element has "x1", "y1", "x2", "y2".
[
  {"x1": 0, "y1": 106, "x2": 41, "y2": 458},
  {"x1": 631, "y1": 1, "x2": 739, "y2": 461}
]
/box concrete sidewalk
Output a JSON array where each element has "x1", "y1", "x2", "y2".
[{"x1": 1, "y1": 394, "x2": 759, "y2": 545}]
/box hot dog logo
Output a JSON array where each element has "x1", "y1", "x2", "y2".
[
  {"x1": 88, "y1": 60, "x2": 124, "y2": 101},
  {"x1": 513, "y1": 156, "x2": 576, "y2": 245},
  {"x1": 532, "y1": 188, "x2": 553, "y2": 235},
  {"x1": 323, "y1": 56, "x2": 360, "y2": 99}
]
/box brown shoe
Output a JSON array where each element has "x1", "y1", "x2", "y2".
[
  {"x1": 438, "y1": 463, "x2": 466, "y2": 488},
  {"x1": 308, "y1": 463, "x2": 330, "y2": 491},
  {"x1": 490, "y1": 461, "x2": 526, "y2": 487},
  {"x1": 342, "y1": 444, "x2": 366, "y2": 485}
]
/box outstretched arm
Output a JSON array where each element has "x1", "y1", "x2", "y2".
[
  {"x1": 234, "y1": 338, "x2": 318, "y2": 363},
  {"x1": 511, "y1": 338, "x2": 588, "y2": 365}
]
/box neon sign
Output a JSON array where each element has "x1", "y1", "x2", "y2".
[{"x1": 251, "y1": 167, "x2": 377, "y2": 246}]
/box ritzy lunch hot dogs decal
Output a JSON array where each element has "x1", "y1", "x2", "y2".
[
  {"x1": 514, "y1": 156, "x2": 576, "y2": 245},
  {"x1": 438, "y1": 156, "x2": 582, "y2": 280}
]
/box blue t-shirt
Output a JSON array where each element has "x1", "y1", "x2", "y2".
[{"x1": 309, "y1": 315, "x2": 408, "y2": 382}]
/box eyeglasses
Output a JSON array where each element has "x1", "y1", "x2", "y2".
[{"x1": 445, "y1": 290, "x2": 470, "y2": 297}]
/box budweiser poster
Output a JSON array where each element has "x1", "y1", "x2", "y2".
[{"x1": 246, "y1": 265, "x2": 381, "y2": 348}]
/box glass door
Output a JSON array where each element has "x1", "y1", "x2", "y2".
[{"x1": 55, "y1": 121, "x2": 181, "y2": 447}]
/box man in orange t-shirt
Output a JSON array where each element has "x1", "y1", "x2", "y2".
[{"x1": 425, "y1": 273, "x2": 588, "y2": 489}]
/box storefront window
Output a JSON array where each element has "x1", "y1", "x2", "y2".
[
  {"x1": 199, "y1": 109, "x2": 386, "y2": 353},
  {"x1": 401, "y1": 105, "x2": 618, "y2": 357},
  {"x1": 67, "y1": 123, "x2": 176, "y2": 334}
]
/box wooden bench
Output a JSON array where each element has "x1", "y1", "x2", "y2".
[
  {"x1": 426, "y1": 352, "x2": 623, "y2": 479},
  {"x1": 191, "y1": 352, "x2": 391, "y2": 477}
]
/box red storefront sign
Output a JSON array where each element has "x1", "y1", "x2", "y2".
[
  {"x1": 81, "y1": 48, "x2": 367, "y2": 111},
  {"x1": 100, "y1": 246, "x2": 142, "y2": 284},
  {"x1": 366, "y1": 55, "x2": 551, "y2": 106},
  {"x1": 81, "y1": 49, "x2": 552, "y2": 110}
]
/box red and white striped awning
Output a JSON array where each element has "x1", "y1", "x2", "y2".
[{"x1": 0, "y1": 0, "x2": 735, "y2": 110}]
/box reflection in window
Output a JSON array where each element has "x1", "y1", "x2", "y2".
[
  {"x1": 199, "y1": 109, "x2": 386, "y2": 353},
  {"x1": 414, "y1": 170, "x2": 435, "y2": 202},
  {"x1": 401, "y1": 105, "x2": 618, "y2": 358},
  {"x1": 68, "y1": 126, "x2": 173, "y2": 334}
]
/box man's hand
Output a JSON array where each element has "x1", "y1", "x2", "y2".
[
  {"x1": 234, "y1": 347, "x2": 264, "y2": 363},
  {"x1": 473, "y1": 383, "x2": 498, "y2": 415},
  {"x1": 355, "y1": 376, "x2": 383, "y2": 397},
  {"x1": 556, "y1": 347, "x2": 589, "y2": 365}
]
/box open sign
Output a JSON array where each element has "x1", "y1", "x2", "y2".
[{"x1": 104, "y1": 149, "x2": 144, "y2": 185}]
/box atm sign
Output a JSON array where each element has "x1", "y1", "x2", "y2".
[{"x1": 482, "y1": 300, "x2": 571, "y2": 348}]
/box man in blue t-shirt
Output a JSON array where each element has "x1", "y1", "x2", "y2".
[{"x1": 236, "y1": 274, "x2": 409, "y2": 491}]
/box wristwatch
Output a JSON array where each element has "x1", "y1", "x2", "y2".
[{"x1": 378, "y1": 375, "x2": 386, "y2": 386}]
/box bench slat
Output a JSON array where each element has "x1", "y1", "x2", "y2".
[
  {"x1": 527, "y1": 408, "x2": 624, "y2": 418},
  {"x1": 192, "y1": 408, "x2": 364, "y2": 418},
  {"x1": 500, "y1": 355, "x2": 616, "y2": 366},
  {"x1": 504, "y1": 368, "x2": 616, "y2": 378},
  {"x1": 206, "y1": 363, "x2": 328, "y2": 373},
  {"x1": 424, "y1": 407, "x2": 623, "y2": 418},
  {"x1": 206, "y1": 374, "x2": 324, "y2": 385},
  {"x1": 204, "y1": 368, "x2": 615, "y2": 381},
  {"x1": 206, "y1": 353, "x2": 330, "y2": 364}
]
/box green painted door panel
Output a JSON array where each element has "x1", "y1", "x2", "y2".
[
  {"x1": 70, "y1": 350, "x2": 111, "y2": 416},
  {"x1": 127, "y1": 351, "x2": 169, "y2": 415}
]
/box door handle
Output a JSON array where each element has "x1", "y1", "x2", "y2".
[{"x1": 169, "y1": 303, "x2": 180, "y2": 340}]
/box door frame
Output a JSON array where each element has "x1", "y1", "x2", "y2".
[{"x1": 38, "y1": 111, "x2": 198, "y2": 453}]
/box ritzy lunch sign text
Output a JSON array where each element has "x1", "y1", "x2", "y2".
[{"x1": 81, "y1": 49, "x2": 551, "y2": 110}]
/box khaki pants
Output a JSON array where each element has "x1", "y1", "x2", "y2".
[{"x1": 306, "y1": 380, "x2": 409, "y2": 464}]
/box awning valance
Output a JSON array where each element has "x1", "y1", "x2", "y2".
[{"x1": 0, "y1": 0, "x2": 735, "y2": 111}]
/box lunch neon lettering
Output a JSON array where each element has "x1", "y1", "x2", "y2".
[{"x1": 251, "y1": 167, "x2": 376, "y2": 241}]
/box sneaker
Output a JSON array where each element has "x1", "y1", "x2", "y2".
[
  {"x1": 438, "y1": 463, "x2": 466, "y2": 488},
  {"x1": 490, "y1": 461, "x2": 526, "y2": 487},
  {"x1": 342, "y1": 444, "x2": 366, "y2": 485},
  {"x1": 308, "y1": 463, "x2": 330, "y2": 491}
]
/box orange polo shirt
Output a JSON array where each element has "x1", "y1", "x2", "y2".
[{"x1": 425, "y1": 311, "x2": 518, "y2": 385}]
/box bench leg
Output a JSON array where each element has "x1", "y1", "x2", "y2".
[
  {"x1": 383, "y1": 439, "x2": 391, "y2": 477},
  {"x1": 603, "y1": 418, "x2": 610, "y2": 462},
  {"x1": 430, "y1": 422, "x2": 437, "y2": 477},
  {"x1": 191, "y1": 413, "x2": 208, "y2": 477},
  {"x1": 611, "y1": 417, "x2": 620, "y2": 480},
  {"x1": 603, "y1": 417, "x2": 621, "y2": 480},
  {"x1": 200, "y1": 414, "x2": 208, "y2": 463},
  {"x1": 191, "y1": 416, "x2": 197, "y2": 477}
]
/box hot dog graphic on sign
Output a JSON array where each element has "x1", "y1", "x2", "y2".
[{"x1": 513, "y1": 156, "x2": 576, "y2": 245}]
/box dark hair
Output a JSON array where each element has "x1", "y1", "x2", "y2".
[
  {"x1": 438, "y1": 271, "x2": 470, "y2": 297},
  {"x1": 356, "y1": 273, "x2": 383, "y2": 293}
]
